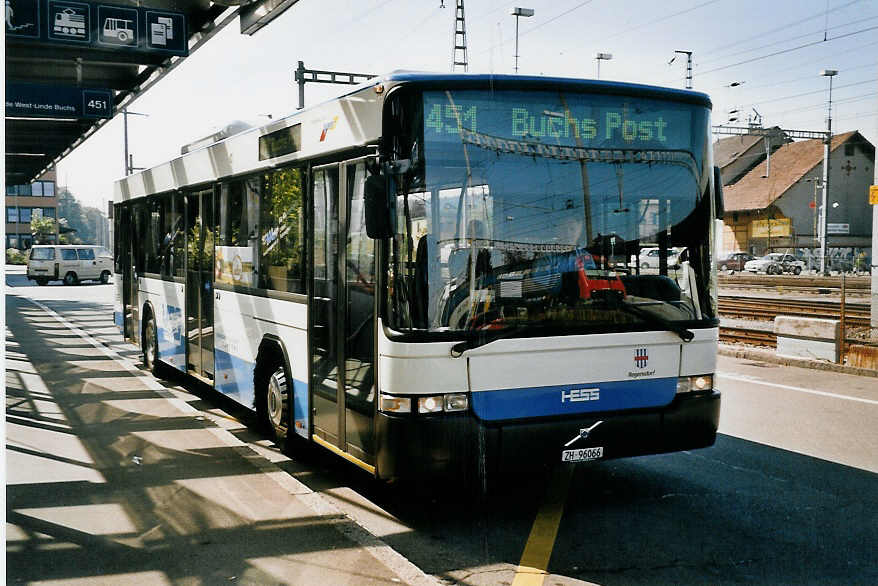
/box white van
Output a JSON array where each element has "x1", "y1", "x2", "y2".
[{"x1": 27, "y1": 245, "x2": 113, "y2": 286}]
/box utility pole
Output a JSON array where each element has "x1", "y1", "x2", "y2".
[
  {"x1": 293, "y1": 61, "x2": 375, "y2": 110},
  {"x1": 122, "y1": 108, "x2": 149, "y2": 176},
  {"x1": 871, "y1": 63, "x2": 878, "y2": 337},
  {"x1": 451, "y1": 0, "x2": 468, "y2": 72},
  {"x1": 670, "y1": 50, "x2": 693, "y2": 89},
  {"x1": 819, "y1": 69, "x2": 838, "y2": 275},
  {"x1": 510, "y1": 7, "x2": 534, "y2": 74}
]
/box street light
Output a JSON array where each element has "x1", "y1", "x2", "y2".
[
  {"x1": 509, "y1": 7, "x2": 534, "y2": 74},
  {"x1": 818, "y1": 68, "x2": 838, "y2": 275},
  {"x1": 123, "y1": 107, "x2": 149, "y2": 176},
  {"x1": 595, "y1": 52, "x2": 612, "y2": 79}
]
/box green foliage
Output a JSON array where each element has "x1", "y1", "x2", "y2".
[
  {"x1": 31, "y1": 216, "x2": 56, "y2": 240},
  {"x1": 263, "y1": 168, "x2": 304, "y2": 271},
  {"x1": 6, "y1": 248, "x2": 27, "y2": 265}
]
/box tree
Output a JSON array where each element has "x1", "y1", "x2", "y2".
[{"x1": 31, "y1": 216, "x2": 57, "y2": 244}]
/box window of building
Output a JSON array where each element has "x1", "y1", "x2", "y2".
[
  {"x1": 19, "y1": 207, "x2": 32, "y2": 223},
  {"x1": 31, "y1": 183, "x2": 44, "y2": 196},
  {"x1": 42, "y1": 208, "x2": 56, "y2": 218},
  {"x1": 77, "y1": 248, "x2": 95, "y2": 260},
  {"x1": 6, "y1": 236, "x2": 19, "y2": 248},
  {"x1": 7, "y1": 207, "x2": 19, "y2": 223},
  {"x1": 43, "y1": 182, "x2": 55, "y2": 197},
  {"x1": 259, "y1": 167, "x2": 305, "y2": 293}
]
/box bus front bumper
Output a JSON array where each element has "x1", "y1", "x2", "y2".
[{"x1": 374, "y1": 390, "x2": 720, "y2": 481}]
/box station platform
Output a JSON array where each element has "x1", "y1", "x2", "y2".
[{"x1": 5, "y1": 291, "x2": 437, "y2": 585}]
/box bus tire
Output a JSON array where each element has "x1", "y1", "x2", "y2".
[
  {"x1": 256, "y1": 351, "x2": 291, "y2": 449},
  {"x1": 63, "y1": 272, "x2": 78, "y2": 285},
  {"x1": 142, "y1": 311, "x2": 160, "y2": 375},
  {"x1": 100, "y1": 270, "x2": 111, "y2": 284}
]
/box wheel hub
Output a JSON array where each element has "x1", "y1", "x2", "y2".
[{"x1": 268, "y1": 376, "x2": 283, "y2": 427}]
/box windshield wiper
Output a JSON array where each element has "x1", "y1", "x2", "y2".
[
  {"x1": 615, "y1": 302, "x2": 694, "y2": 342},
  {"x1": 450, "y1": 324, "x2": 539, "y2": 357}
]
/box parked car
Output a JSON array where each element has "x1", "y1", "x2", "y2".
[
  {"x1": 638, "y1": 247, "x2": 684, "y2": 269},
  {"x1": 743, "y1": 253, "x2": 805, "y2": 275},
  {"x1": 717, "y1": 252, "x2": 756, "y2": 272},
  {"x1": 27, "y1": 245, "x2": 113, "y2": 286}
]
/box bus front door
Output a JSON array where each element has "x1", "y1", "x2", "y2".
[
  {"x1": 184, "y1": 188, "x2": 215, "y2": 380},
  {"x1": 311, "y1": 159, "x2": 376, "y2": 468}
]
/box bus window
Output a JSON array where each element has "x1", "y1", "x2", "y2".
[
  {"x1": 217, "y1": 179, "x2": 259, "y2": 288},
  {"x1": 259, "y1": 167, "x2": 305, "y2": 294}
]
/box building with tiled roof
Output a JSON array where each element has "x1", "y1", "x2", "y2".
[
  {"x1": 713, "y1": 126, "x2": 788, "y2": 186},
  {"x1": 720, "y1": 131, "x2": 874, "y2": 260}
]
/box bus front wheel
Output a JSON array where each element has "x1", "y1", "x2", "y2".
[
  {"x1": 142, "y1": 313, "x2": 159, "y2": 375},
  {"x1": 256, "y1": 355, "x2": 290, "y2": 449}
]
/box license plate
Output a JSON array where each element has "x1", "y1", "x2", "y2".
[{"x1": 562, "y1": 447, "x2": 603, "y2": 462}]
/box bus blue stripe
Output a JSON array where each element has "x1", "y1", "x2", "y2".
[
  {"x1": 471, "y1": 378, "x2": 677, "y2": 421},
  {"x1": 214, "y1": 348, "x2": 309, "y2": 439}
]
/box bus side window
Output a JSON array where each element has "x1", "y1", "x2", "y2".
[
  {"x1": 216, "y1": 179, "x2": 259, "y2": 288},
  {"x1": 260, "y1": 167, "x2": 305, "y2": 294}
]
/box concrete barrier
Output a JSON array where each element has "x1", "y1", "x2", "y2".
[{"x1": 774, "y1": 316, "x2": 840, "y2": 363}]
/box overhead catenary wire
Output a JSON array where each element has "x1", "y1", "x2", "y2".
[{"x1": 698, "y1": 24, "x2": 878, "y2": 76}]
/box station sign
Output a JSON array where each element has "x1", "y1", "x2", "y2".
[
  {"x1": 5, "y1": 0, "x2": 187, "y2": 56},
  {"x1": 6, "y1": 82, "x2": 113, "y2": 119}
]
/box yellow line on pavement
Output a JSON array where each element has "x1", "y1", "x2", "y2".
[{"x1": 511, "y1": 465, "x2": 574, "y2": 586}]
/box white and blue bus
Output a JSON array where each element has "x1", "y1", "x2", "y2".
[{"x1": 114, "y1": 72, "x2": 722, "y2": 484}]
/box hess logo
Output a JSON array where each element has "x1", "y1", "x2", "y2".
[{"x1": 561, "y1": 388, "x2": 600, "y2": 403}]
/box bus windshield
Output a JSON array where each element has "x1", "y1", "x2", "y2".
[{"x1": 386, "y1": 88, "x2": 715, "y2": 336}]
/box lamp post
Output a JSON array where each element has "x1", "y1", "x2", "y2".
[
  {"x1": 819, "y1": 69, "x2": 837, "y2": 275},
  {"x1": 123, "y1": 108, "x2": 149, "y2": 176},
  {"x1": 595, "y1": 52, "x2": 612, "y2": 79},
  {"x1": 509, "y1": 7, "x2": 534, "y2": 74}
]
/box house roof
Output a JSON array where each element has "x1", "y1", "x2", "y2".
[
  {"x1": 713, "y1": 133, "x2": 765, "y2": 170},
  {"x1": 722, "y1": 131, "x2": 861, "y2": 212}
]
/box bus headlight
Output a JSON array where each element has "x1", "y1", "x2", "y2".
[
  {"x1": 378, "y1": 392, "x2": 469, "y2": 414},
  {"x1": 379, "y1": 394, "x2": 411, "y2": 413},
  {"x1": 676, "y1": 374, "x2": 713, "y2": 394},
  {"x1": 418, "y1": 395, "x2": 444, "y2": 414},
  {"x1": 444, "y1": 393, "x2": 468, "y2": 412}
]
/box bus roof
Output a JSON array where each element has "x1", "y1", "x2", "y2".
[
  {"x1": 379, "y1": 71, "x2": 712, "y2": 109},
  {"x1": 114, "y1": 71, "x2": 711, "y2": 202}
]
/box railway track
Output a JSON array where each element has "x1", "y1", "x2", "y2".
[
  {"x1": 719, "y1": 274, "x2": 870, "y2": 291},
  {"x1": 718, "y1": 295, "x2": 871, "y2": 327}
]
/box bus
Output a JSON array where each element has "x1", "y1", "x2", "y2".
[{"x1": 113, "y1": 72, "x2": 722, "y2": 487}]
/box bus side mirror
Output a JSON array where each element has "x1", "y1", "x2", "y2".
[
  {"x1": 364, "y1": 174, "x2": 393, "y2": 239},
  {"x1": 713, "y1": 166, "x2": 724, "y2": 218}
]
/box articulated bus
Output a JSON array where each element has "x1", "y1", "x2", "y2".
[{"x1": 114, "y1": 72, "x2": 722, "y2": 486}]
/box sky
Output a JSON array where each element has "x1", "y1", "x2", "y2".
[{"x1": 53, "y1": 0, "x2": 878, "y2": 210}]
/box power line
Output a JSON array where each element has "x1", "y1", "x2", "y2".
[
  {"x1": 732, "y1": 78, "x2": 877, "y2": 108},
  {"x1": 698, "y1": 24, "x2": 878, "y2": 76},
  {"x1": 700, "y1": 0, "x2": 862, "y2": 57},
  {"x1": 698, "y1": 14, "x2": 878, "y2": 67},
  {"x1": 704, "y1": 59, "x2": 878, "y2": 93}
]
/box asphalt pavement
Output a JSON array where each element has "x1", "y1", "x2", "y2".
[{"x1": 5, "y1": 267, "x2": 436, "y2": 585}]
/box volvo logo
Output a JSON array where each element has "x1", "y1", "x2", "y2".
[
  {"x1": 561, "y1": 388, "x2": 600, "y2": 403},
  {"x1": 564, "y1": 421, "x2": 604, "y2": 447}
]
